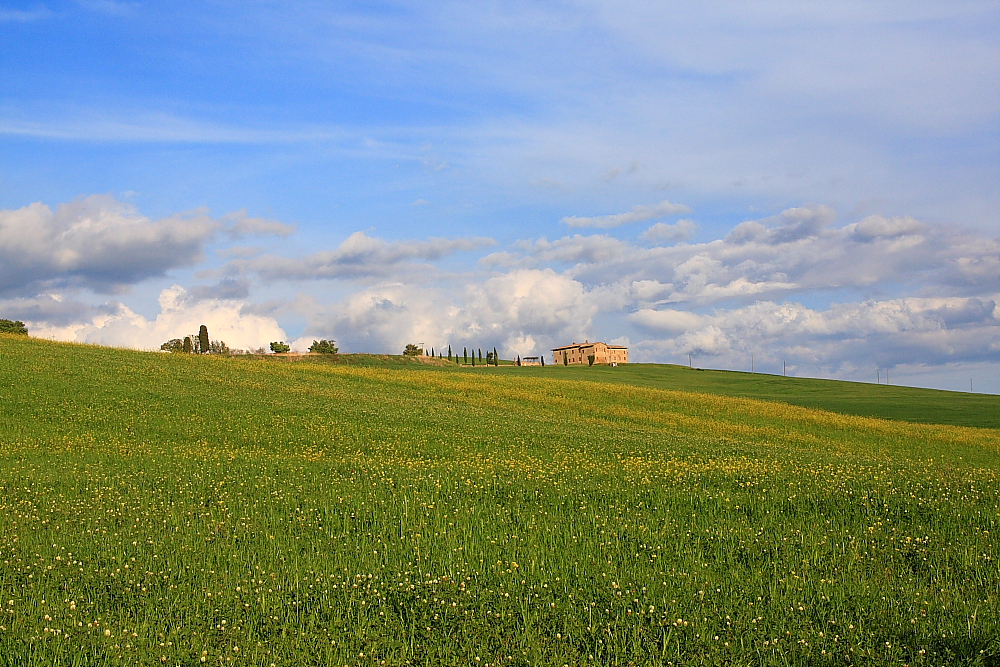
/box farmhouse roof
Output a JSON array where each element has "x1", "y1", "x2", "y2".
[{"x1": 551, "y1": 341, "x2": 628, "y2": 351}]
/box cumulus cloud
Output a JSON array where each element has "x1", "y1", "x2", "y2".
[
  {"x1": 641, "y1": 219, "x2": 697, "y2": 243},
  {"x1": 0, "y1": 195, "x2": 219, "y2": 296},
  {"x1": 849, "y1": 214, "x2": 927, "y2": 241},
  {"x1": 630, "y1": 296, "x2": 1000, "y2": 372},
  {"x1": 0, "y1": 294, "x2": 92, "y2": 327},
  {"x1": 726, "y1": 205, "x2": 835, "y2": 245},
  {"x1": 561, "y1": 200, "x2": 690, "y2": 228},
  {"x1": 525, "y1": 235, "x2": 630, "y2": 265},
  {"x1": 508, "y1": 206, "x2": 1000, "y2": 308},
  {"x1": 290, "y1": 269, "x2": 597, "y2": 358},
  {"x1": 228, "y1": 231, "x2": 495, "y2": 282},
  {"x1": 25, "y1": 285, "x2": 286, "y2": 351}
]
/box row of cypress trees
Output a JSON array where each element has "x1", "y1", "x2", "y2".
[{"x1": 426, "y1": 345, "x2": 501, "y2": 366}]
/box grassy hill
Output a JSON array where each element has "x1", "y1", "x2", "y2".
[
  {"x1": 483, "y1": 363, "x2": 1000, "y2": 430},
  {"x1": 0, "y1": 335, "x2": 998, "y2": 665}
]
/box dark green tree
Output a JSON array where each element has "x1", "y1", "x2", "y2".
[
  {"x1": 563, "y1": 351, "x2": 568, "y2": 366},
  {"x1": 270, "y1": 341, "x2": 290, "y2": 353},
  {"x1": 0, "y1": 319, "x2": 28, "y2": 335},
  {"x1": 478, "y1": 349, "x2": 483, "y2": 362},
  {"x1": 448, "y1": 345, "x2": 452, "y2": 360},
  {"x1": 403, "y1": 343, "x2": 422, "y2": 356},
  {"x1": 516, "y1": 355, "x2": 521, "y2": 366},
  {"x1": 541, "y1": 355, "x2": 545, "y2": 366},
  {"x1": 588, "y1": 354, "x2": 595, "y2": 366},
  {"x1": 183, "y1": 337, "x2": 193, "y2": 353},
  {"x1": 308, "y1": 339, "x2": 338, "y2": 354},
  {"x1": 463, "y1": 347, "x2": 468, "y2": 364},
  {"x1": 494, "y1": 347, "x2": 499, "y2": 366},
  {"x1": 198, "y1": 325, "x2": 210, "y2": 354}
]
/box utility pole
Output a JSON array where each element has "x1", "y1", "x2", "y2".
[
  {"x1": 877, "y1": 369, "x2": 880, "y2": 384},
  {"x1": 783, "y1": 361, "x2": 786, "y2": 377},
  {"x1": 688, "y1": 353, "x2": 692, "y2": 368},
  {"x1": 971, "y1": 379, "x2": 974, "y2": 393}
]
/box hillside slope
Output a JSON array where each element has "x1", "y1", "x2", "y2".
[
  {"x1": 479, "y1": 362, "x2": 1000, "y2": 429},
  {"x1": 0, "y1": 335, "x2": 998, "y2": 665}
]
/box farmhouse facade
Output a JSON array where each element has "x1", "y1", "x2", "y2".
[{"x1": 552, "y1": 341, "x2": 628, "y2": 366}]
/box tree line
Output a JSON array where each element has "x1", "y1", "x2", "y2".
[{"x1": 411, "y1": 344, "x2": 513, "y2": 367}]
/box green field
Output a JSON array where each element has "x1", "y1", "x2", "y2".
[
  {"x1": 492, "y1": 363, "x2": 1000, "y2": 430},
  {"x1": 1, "y1": 335, "x2": 998, "y2": 666}
]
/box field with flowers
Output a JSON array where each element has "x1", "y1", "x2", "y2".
[
  {"x1": 0, "y1": 335, "x2": 998, "y2": 666},
  {"x1": 487, "y1": 364, "x2": 1000, "y2": 430}
]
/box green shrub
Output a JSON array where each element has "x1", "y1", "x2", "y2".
[
  {"x1": 160, "y1": 338, "x2": 184, "y2": 353},
  {"x1": 270, "y1": 341, "x2": 290, "y2": 353},
  {"x1": 0, "y1": 319, "x2": 28, "y2": 335},
  {"x1": 308, "y1": 339, "x2": 339, "y2": 354}
]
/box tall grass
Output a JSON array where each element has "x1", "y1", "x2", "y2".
[{"x1": 0, "y1": 336, "x2": 997, "y2": 666}]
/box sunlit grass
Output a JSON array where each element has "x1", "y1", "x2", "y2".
[{"x1": 0, "y1": 335, "x2": 998, "y2": 666}]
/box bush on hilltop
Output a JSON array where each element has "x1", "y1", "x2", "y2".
[
  {"x1": 308, "y1": 339, "x2": 338, "y2": 354},
  {"x1": 0, "y1": 319, "x2": 28, "y2": 335}
]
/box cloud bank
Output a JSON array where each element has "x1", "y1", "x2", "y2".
[
  {"x1": 0, "y1": 195, "x2": 218, "y2": 296},
  {"x1": 2, "y1": 196, "x2": 997, "y2": 391}
]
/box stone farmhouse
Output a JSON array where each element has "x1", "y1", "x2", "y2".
[{"x1": 552, "y1": 340, "x2": 628, "y2": 366}]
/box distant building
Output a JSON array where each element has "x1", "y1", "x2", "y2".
[
  {"x1": 521, "y1": 356, "x2": 542, "y2": 366},
  {"x1": 551, "y1": 340, "x2": 628, "y2": 366}
]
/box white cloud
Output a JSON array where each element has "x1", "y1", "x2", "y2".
[
  {"x1": 0, "y1": 195, "x2": 219, "y2": 296},
  {"x1": 528, "y1": 235, "x2": 630, "y2": 264},
  {"x1": 290, "y1": 269, "x2": 597, "y2": 358},
  {"x1": 510, "y1": 206, "x2": 1000, "y2": 307},
  {"x1": 26, "y1": 285, "x2": 286, "y2": 351},
  {"x1": 560, "y1": 200, "x2": 690, "y2": 229},
  {"x1": 228, "y1": 231, "x2": 495, "y2": 282},
  {"x1": 630, "y1": 296, "x2": 1000, "y2": 372},
  {"x1": 223, "y1": 210, "x2": 296, "y2": 238},
  {"x1": 849, "y1": 214, "x2": 927, "y2": 241},
  {"x1": 641, "y1": 219, "x2": 697, "y2": 243}
]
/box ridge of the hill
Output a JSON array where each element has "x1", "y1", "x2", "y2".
[{"x1": 4, "y1": 334, "x2": 998, "y2": 429}]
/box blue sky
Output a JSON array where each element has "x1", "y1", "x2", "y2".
[{"x1": 1, "y1": 1, "x2": 998, "y2": 392}]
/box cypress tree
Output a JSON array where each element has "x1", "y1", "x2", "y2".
[
  {"x1": 463, "y1": 347, "x2": 468, "y2": 364},
  {"x1": 183, "y1": 336, "x2": 193, "y2": 353},
  {"x1": 541, "y1": 356, "x2": 545, "y2": 366},
  {"x1": 516, "y1": 355, "x2": 521, "y2": 366},
  {"x1": 198, "y1": 325, "x2": 210, "y2": 354},
  {"x1": 448, "y1": 345, "x2": 452, "y2": 360},
  {"x1": 471, "y1": 353, "x2": 475, "y2": 367},
  {"x1": 478, "y1": 349, "x2": 482, "y2": 362},
  {"x1": 493, "y1": 347, "x2": 498, "y2": 366}
]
